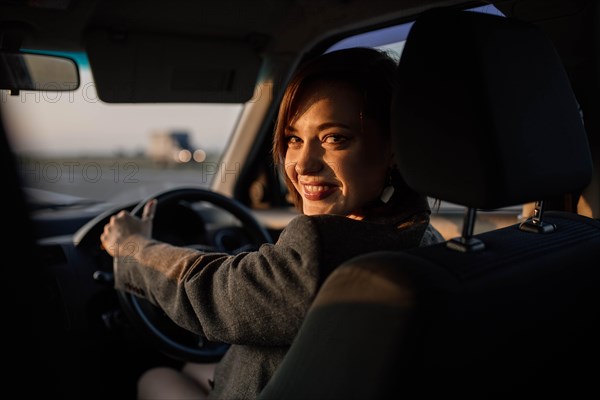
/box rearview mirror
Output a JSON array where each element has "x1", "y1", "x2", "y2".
[{"x1": 0, "y1": 51, "x2": 80, "y2": 91}]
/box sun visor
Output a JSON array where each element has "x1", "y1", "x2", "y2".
[{"x1": 85, "y1": 31, "x2": 262, "y2": 103}]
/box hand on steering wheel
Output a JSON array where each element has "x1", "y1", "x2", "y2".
[
  {"x1": 115, "y1": 187, "x2": 272, "y2": 363},
  {"x1": 100, "y1": 199, "x2": 156, "y2": 258}
]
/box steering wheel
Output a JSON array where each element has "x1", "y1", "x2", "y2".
[{"x1": 117, "y1": 187, "x2": 273, "y2": 363}]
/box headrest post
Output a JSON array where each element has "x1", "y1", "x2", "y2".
[
  {"x1": 519, "y1": 200, "x2": 557, "y2": 233},
  {"x1": 446, "y1": 207, "x2": 485, "y2": 253},
  {"x1": 461, "y1": 207, "x2": 477, "y2": 238}
]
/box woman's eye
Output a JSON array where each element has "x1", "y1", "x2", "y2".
[
  {"x1": 324, "y1": 135, "x2": 346, "y2": 144},
  {"x1": 286, "y1": 136, "x2": 301, "y2": 145}
]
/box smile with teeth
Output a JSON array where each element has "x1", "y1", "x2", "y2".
[
  {"x1": 304, "y1": 184, "x2": 332, "y2": 192},
  {"x1": 301, "y1": 183, "x2": 337, "y2": 201}
]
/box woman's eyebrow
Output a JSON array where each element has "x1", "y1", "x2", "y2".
[
  {"x1": 285, "y1": 121, "x2": 352, "y2": 134},
  {"x1": 316, "y1": 122, "x2": 352, "y2": 131}
]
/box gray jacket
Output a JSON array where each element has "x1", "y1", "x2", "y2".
[{"x1": 115, "y1": 207, "x2": 442, "y2": 399}]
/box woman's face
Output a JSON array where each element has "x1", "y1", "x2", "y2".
[{"x1": 284, "y1": 80, "x2": 392, "y2": 218}]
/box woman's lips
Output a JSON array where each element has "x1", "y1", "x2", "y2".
[{"x1": 301, "y1": 183, "x2": 338, "y2": 201}]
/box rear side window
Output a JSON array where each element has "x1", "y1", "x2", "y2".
[{"x1": 325, "y1": 4, "x2": 505, "y2": 60}]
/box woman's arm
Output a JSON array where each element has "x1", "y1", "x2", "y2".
[{"x1": 113, "y1": 216, "x2": 322, "y2": 346}]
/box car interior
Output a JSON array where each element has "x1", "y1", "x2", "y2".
[{"x1": 1, "y1": 0, "x2": 598, "y2": 399}]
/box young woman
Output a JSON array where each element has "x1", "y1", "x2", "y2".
[{"x1": 101, "y1": 47, "x2": 443, "y2": 399}]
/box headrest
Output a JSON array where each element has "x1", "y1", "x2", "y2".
[{"x1": 391, "y1": 8, "x2": 593, "y2": 209}]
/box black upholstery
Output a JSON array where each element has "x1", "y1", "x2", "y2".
[
  {"x1": 259, "y1": 214, "x2": 600, "y2": 399},
  {"x1": 259, "y1": 8, "x2": 600, "y2": 400},
  {"x1": 391, "y1": 8, "x2": 592, "y2": 209}
]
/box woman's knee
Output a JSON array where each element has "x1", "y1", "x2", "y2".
[{"x1": 137, "y1": 366, "x2": 208, "y2": 400}]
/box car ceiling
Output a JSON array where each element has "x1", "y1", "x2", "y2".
[
  {"x1": 0, "y1": 0, "x2": 596, "y2": 99},
  {"x1": 0, "y1": 0, "x2": 474, "y2": 51},
  {"x1": 0, "y1": 0, "x2": 589, "y2": 51},
  {"x1": 0, "y1": 0, "x2": 594, "y2": 61}
]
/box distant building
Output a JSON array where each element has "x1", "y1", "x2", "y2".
[{"x1": 147, "y1": 130, "x2": 206, "y2": 166}]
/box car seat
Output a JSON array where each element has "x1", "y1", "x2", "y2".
[{"x1": 258, "y1": 8, "x2": 600, "y2": 400}]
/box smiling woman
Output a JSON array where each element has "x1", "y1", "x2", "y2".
[
  {"x1": 100, "y1": 47, "x2": 444, "y2": 400},
  {"x1": 282, "y1": 81, "x2": 391, "y2": 217}
]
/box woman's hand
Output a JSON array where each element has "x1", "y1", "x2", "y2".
[{"x1": 100, "y1": 199, "x2": 157, "y2": 257}]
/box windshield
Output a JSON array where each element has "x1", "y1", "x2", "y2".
[{"x1": 1, "y1": 52, "x2": 243, "y2": 207}]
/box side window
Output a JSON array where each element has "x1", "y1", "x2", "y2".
[{"x1": 325, "y1": 20, "x2": 413, "y2": 61}]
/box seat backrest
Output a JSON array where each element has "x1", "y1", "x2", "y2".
[
  {"x1": 258, "y1": 8, "x2": 599, "y2": 400},
  {"x1": 1, "y1": 97, "x2": 62, "y2": 396}
]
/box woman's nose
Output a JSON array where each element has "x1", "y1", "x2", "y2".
[{"x1": 294, "y1": 143, "x2": 323, "y2": 175}]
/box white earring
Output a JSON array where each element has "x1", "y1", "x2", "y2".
[
  {"x1": 380, "y1": 168, "x2": 395, "y2": 204},
  {"x1": 380, "y1": 184, "x2": 395, "y2": 203}
]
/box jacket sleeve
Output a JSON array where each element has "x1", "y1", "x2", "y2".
[{"x1": 113, "y1": 215, "x2": 321, "y2": 346}]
